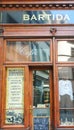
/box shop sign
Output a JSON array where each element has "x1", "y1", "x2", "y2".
[
  {"x1": 0, "y1": 10, "x2": 74, "y2": 24},
  {"x1": 23, "y1": 13, "x2": 70, "y2": 23}
]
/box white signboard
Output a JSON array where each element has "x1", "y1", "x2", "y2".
[{"x1": 6, "y1": 68, "x2": 24, "y2": 124}]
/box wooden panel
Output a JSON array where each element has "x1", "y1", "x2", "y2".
[
  {"x1": 1, "y1": 66, "x2": 30, "y2": 129},
  {"x1": 0, "y1": 128, "x2": 30, "y2": 130},
  {"x1": 0, "y1": 38, "x2": 3, "y2": 128},
  {"x1": 0, "y1": 67, "x2": 3, "y2": 128},
  {"x1": 0, "y1": 38, "x2": 3, "y2": 65},
  {"x1": 24, "y1": 66, "x2": 30, "y2": 128},
  {"x1": 1, "y1": 25, "x2": 74, "y2": 38}
]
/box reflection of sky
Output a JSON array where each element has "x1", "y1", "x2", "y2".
[
  {"x1": 0, "y1": 10, "x2": 74, "y2": 24},
  {"x1": 51, "y1": 10, "x2": 74, "y2": 23}
]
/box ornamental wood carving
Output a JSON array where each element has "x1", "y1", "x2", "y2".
[{"x1": 0, "y1": 1, "x2": 74, "y2": 9}]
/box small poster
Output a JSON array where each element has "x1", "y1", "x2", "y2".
[{"x1": 5, "y1": 68, "x2": 24, "y2": 124}]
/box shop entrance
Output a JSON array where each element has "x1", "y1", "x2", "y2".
[
  {"x1": 1, "y1": 38, "x2": 53, "y2": 130},
  {"x1": 2, "y1": 67, "x2": 53, "y2": 130},
  {"x1": 1, "y1": 34, "x2": 74, "y2": 130},
  {"x1": 2, "y1": 35, "x2": 74, "y2": 130},
  {"x1": 29, "y1": 68, "x2": 53, "y2": 130}
]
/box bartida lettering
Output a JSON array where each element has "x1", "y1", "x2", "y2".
[{"x1": 23, "y1": 14, "x2": 70, "y2": 22}]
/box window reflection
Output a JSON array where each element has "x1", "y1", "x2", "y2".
[
  {"x1": 58, "y1": 41, "x2": 74, "y2": 62},
  {"x1": 33, "y1": 70, "x2": 50, "y2": 108},
  {"x1": 6, "y1": 41, "x2": 50, "y2": 62},
  {"x1": 33, "y1": 70, "x2": 50, "y2": 130},
  {"x1": 58, "y1": 67, "x2": 74, "y2": 126},
  {"x1": 33, "y1": 70, "x2": 50, "y2": 117},
  {"x1": 0, "y1": 10, "x2": 74, "y2": 24}
]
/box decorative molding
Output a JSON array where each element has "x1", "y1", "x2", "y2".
[
  {"x1": 50, "y1": 28, "x2": 57, "y2": 35},
  {"x1": 0, "y1": 3, "x2": 74, "y2": 9}
]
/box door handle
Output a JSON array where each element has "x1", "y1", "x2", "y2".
[{"x1": 29, "y1": 105, "x2": 33, "y2": 113}]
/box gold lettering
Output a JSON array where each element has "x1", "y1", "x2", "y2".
[
  {"x1": 23, "y1": 14, "x2": 30, "y2": 21},
  {"x1": 38, "y1": 14, "x2": 45, "y2": 20},
  {"x1": 31, "y1": 14, "x2": 37, "y2": 21}
]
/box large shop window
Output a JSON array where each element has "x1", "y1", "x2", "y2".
[
  {"x1": 6, "y1": 41, "x2": 50, "y2": 62},
  {"x1": 58, "y1": 67, "x2": 74, "y2": 126}
]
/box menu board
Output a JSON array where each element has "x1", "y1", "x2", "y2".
[
  {"x1": 34, "y1": 117, "x2": 49, "y2": 130},
  {"x1": 5, "y1": 68, "x2": 24, "y2": 124}
]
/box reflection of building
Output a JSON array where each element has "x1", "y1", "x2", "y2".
[
  {"x1": 2, "y1": 11, "x2": 53, "y2": 24},
  {"x1": 6, "y1": 41, "x2": 50, "y2": 62},
  {"x1": 53, "y1": 15, "x2": 69, "y2": 24},
  {"x1": 33, "y1": 70, "x2": 49, "y2": 107},
  {"x1": 58, "y1": 41, "x2": 74, "y2": 62},
  {"x1": 2, "y1": 11, "x2": 23, "y2": 23}
]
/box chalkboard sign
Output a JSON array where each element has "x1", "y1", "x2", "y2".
[{"x1": 34, "y1": 117, "x2": 49, "y2": 130}]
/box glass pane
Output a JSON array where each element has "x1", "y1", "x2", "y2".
[
  {"x1": 5, "y1": 68, "x2": 24, "y2": 125},
  {"x1": 60, "y1": 109, "x2": 74, "y2": 126},
  {"x1": 33, "y1": 70, "x2": 50, "y2": 130},
  {"x1": 58, "y1": 67, "x2": 74, "y2": 126},
  {"x1": 58, "y1": 40, "x2": 74, "y2": 62},
  {"x1": 0, "y1": 10, "x2": 74, "y2": 24},
  {"x1": 6, "y1": 41, "x2": 50, "y2": 62}
]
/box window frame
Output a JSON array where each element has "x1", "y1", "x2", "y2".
[{"x1": 1, "y1": 65, "x2": 30, "y2": 129}]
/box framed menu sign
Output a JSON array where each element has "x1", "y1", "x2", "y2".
[{"x1": 5, "y1": 68, "x2": 24, "y2": 125}]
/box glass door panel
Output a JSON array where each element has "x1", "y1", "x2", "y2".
[{"x1": 32, "y1": 70, "x2": 50, "y2": 130}]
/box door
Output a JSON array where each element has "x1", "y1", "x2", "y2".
[
  {"x1": 1, "y1": 38, "x2": 53, "y2": 130},
  {"x1": 29, "y1": 68, "x2": 53, "y2": 130}
]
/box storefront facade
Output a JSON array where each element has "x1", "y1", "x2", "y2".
[{"x1": 0, "y1": 0, "x2": 74, "y2": 130}]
